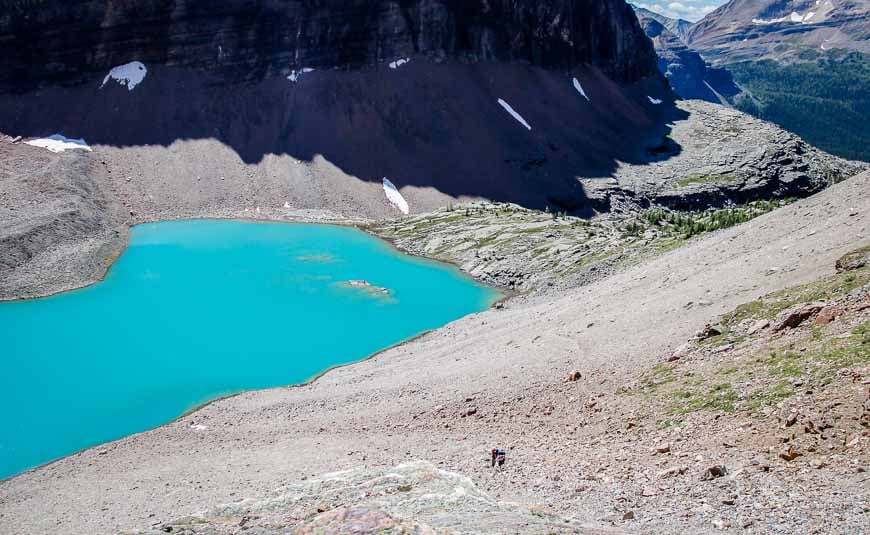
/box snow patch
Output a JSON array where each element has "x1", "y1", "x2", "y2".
[
  {"x1": 101, "y1": 61, "x2": 147, "y2": 91},
  {"x1": 497, "y1": 99, "x2": 532, "y2": 130},
  {"x1": 288, "y1": 68, "x2": 315, "y2": 83},
  {"x1": 753, "y1": 10, "x2": 821, "y2": 24},
  {"x1": 24, "y1": 134, "x2": 92, "y2": 153},
  {"x1": 647, "y1": 96, "x2": 663, "y2": 105},
  {"x1": 283, "y1": 202, "x2": 291, "y2": 209},
  {"x1": 382, "y1": 178, "x2": 409, "y2": 215},
  {"x1": 573, "y1": 78, "x2": 590, "y2": 101},
  {"x1": 389, "y1": 58, "x2": 410, "y2": 69},
  {"x1": 190, "y1": 424, "x2": 207, "y2": 431}
]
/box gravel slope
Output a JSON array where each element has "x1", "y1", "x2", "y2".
[{"x1": 1, "y1": 172, "x2": 866, "y2": 534}]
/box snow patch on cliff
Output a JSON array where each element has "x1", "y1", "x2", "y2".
[
  {"x1": 389, "y1": 58, "x2": 410, "y2": 69},
  {"x1": 101, "y1": 61, "x2": 147, "y2": 91},
  {"x1": 573, "y1": 78, "x2": 590, "y2": 101},
  {"x1": 497, "y1": 99, "x2": 532, "y2": 130},
  {"x1": 24, "y1": 134, "x2": 92, "y2": 153},
  {"x1": 648, "y1": 96, "x2": 663, "y2": 105},
  {"x1": 288, "y1": 68, "x2": 315, "y2": 83},
  {"x1": 383, "y1": 178, "x2": 409, "y2": 215}
]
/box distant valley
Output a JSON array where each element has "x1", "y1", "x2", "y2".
[{"x1": 635, "y1": 0, "x2": 870, "y2": 161}]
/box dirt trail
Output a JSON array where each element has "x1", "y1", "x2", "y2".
[{"x1": 0, "y1": 173, "x2": 867, "y2": 534}]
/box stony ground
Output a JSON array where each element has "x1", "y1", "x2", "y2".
[
  {"x1": 127, "y1": 252, "x2": 870, "y2": 534},
  {"x1": 1, "y1": 171, "x2": 866, "y2": 534},
  {"x1": 0, "y1": 137, "x2": 127, "y2": 300}
]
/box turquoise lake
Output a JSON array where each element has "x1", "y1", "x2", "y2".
[{"x1": 0, "y1": 220, "x2": 499, "y2": 479}]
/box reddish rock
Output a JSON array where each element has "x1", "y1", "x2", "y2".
[
  {"x1": 563, "y1": 371, "x2": 582, "y2": 382},
  {"x1": 779, "y1": 446, "x2": 802, "y2": 461},
  {"x1": 813, "y1": 306, "x2": 842, "y2": 326}
]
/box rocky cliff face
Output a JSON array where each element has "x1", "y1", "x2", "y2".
[
  {"x1": 635, "y1": 10, "x2": 740, "y2": 103},
  {"x1": 0, "y1": 0, "x2": 676, "y2": 220},
  {"x1": 0, "y1": 0, "x2": 657, "y2": 91}
]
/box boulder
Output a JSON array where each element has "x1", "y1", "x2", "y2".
[
  {"x1": 695, "y1": 323, "x2": 723, "y2": 340},
  {"x1": 746, "y1": 319, "x2": 770, "y2": 335},
  {"x1": 772, "y1": 302, "x2": 826, "y2": 332},
  {"x1": 779, "y1": 446, "x2": 802, "y2": 461},
  {"x1": 835, "y1": 246, "x2": 870, "y2": 273},
  {"x1": 701, "y1": 465, "x2": 727, "y2": 480},
  {"x1": 563, "y1": 371, "x2": 583, "y2": 382}
]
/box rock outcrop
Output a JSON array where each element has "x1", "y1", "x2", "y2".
[
  {"x1": 0, "y1": 0, "x2": 657, "y2": 91},
  {"x1": 611, "y1": 100, "x2": 867, "y2": 210},
  {"x1": 126, "y1": 461, "x2": 613, "y2": 534}
]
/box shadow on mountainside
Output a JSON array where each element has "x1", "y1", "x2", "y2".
[{"x1": 0, "y1": 62, "x2": 687, "y2": 213}]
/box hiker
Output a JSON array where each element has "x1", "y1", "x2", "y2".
[{"x1": 491, "y1": 447, "x2": 506, "y2": 468}]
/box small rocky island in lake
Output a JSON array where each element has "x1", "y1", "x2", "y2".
[{"x1": 342, "y1": 279, "x2": 392, "y2": 296}]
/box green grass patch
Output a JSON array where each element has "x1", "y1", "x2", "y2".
[
  {"x1": 722, "y1": 267, "x2": 870, "y2": 327},
  {"x1": 766, "y1": 350, "x2": 805, "y2": 378},
  {"x1": 670, "y1": 383, "x2": 740, "y2": 414},
  {"x1": 746, "y1": 380, "x2": 795, "y2": 411}
]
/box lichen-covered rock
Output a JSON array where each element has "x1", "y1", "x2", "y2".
[{"x1": 123, "y1": 461, "x2": 617, "y2": 534}]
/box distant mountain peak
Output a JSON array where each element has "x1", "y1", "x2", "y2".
[
  {"x1": 687, "y1": 0, "x2": 870, "y2": 63},
  {"x1": 632, "y1": 5, "x2": 694, "y2": 43}
]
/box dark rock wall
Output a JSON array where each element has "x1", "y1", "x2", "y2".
[{"x1": 0, "y1": 0, "x2": 657, "y2": 90}]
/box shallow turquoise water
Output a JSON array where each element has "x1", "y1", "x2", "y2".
[{"x1": 0, "y1": 220, "x2": 499, "y2": 479}]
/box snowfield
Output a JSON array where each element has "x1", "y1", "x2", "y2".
[
  {"x1": 382, "y1": 178, "x2": 409, "y2": 214},
  {"x1": 497, "y1": 99, "x2": 532, "y2": 130},
  {"x1": 24, "y1": 134, "x2": 92, "y2": 153},
  {"x1": 101, "y1": 61, "x2": 147, "y2": 91}
]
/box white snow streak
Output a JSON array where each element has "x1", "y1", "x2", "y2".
[
  {"x1": 24, "y1": 134, "x2": 92, "y2": 153},
  {"x1": 389, "y1": 58, "x2": 410, "y2": 69},
  {"x1": 647, "y1": 96, "x2": 663, "y2": 105},
  {"x1": 497, "y1": 99, "x2": 532, "y2": 130},
  {"x1": 382, "y1": 178, "x2": 409, "y2": 215},
  {"x1": 573, "y1": 78, "x2": 590, "y2": 101},
  {"x1": 287, "y1": 68, "x2": 315, "y2": 83},
  {"x1": 101, "y1": 61, "x2": 147, "y2": 91}
]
